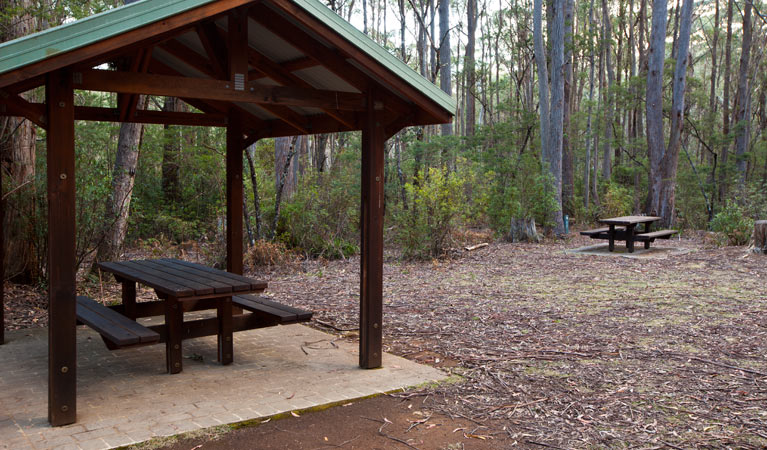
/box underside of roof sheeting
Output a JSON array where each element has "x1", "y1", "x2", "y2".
[{"x1": 0, "y1": 0, "x2": 454, "y2": 137}]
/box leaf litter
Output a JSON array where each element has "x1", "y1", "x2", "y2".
[{"x1": 5, "y1": 235, "x2": 766, "y2": 448}]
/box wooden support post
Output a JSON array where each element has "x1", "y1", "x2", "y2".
[
  {"x1": 226, "y1": 7, "x2": 247, "y2": 276},
  {"x1": 1, "y1": 151, "x2": 4, "y2": 346},
  {"x1": 46, "y1": 69, "x2": 77, "y2": 426},
  {"x1": 359, "y1": 90, "x2": 385, "y2": 369},
  {"x1": 226, "y1": 113, "x2": 244, "y2": 275},
  {"x1": 165, "y1": 296, "x2": 183, "y2": 374},
  {"x1": 217, "y1": 296, "x2": 233, "y2": 365}
]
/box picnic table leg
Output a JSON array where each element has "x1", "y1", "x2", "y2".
[
  {"x1": 217, "y1": 296, "x2": 233, "y2": 365},
  {"x1": 165, "y1": 296, "x2": 183, "y2": 374},
  {"x1": 119, "y1": 277, "x2": 137, "y2": 320},
  {"x1": 626, "y1": 224, "x2": 636, "y2": 253},
  {"x1": 644, "y1": 222, "x2": 652, "y2": 249},
  {"x1": 608, "y1": 225, "x2": 615, "y2": 252}
]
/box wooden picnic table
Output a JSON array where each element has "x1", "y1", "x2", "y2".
[
  {"x1": 83, "y1": 259, "x2": 311, "y2": 374},
  {"x1": 580, "y1": 216, "x2": 677, "y2": 253}
]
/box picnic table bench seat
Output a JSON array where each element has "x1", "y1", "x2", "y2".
[
  {"x1": 634, "y1": 229, "x2": 678, "y2": 241},
  {"x1": 233, "y1": 295, "x2": 313, "y2": 325},
  {"x1": 76, "y1": 296, "x2": 160, "y2": 349},
  {"x1": 580, "y1": 226, "x2": 625, "y2": 237}
]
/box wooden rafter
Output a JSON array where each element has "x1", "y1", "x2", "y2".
[
  {"x1": 252, "y1": 3, "x2": 447, "y2": 122},
  {"x1": 248, "y1": 48, "x2": 356, "y2": 129},
  {"x1": 0, "y1": 89, "x2": 47, "y2": 128},
  {"x1": 196, "y1": 22, "x2": 228, "y2": 79}
]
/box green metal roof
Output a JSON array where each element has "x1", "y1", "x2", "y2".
[
  {"x1": 0, "y1": 0, "x2": 217, "y2": 76},
  {"x1": 290, "y1": 0, "x2": 455, "y2": 114},
  {"x1": 0, "y1": 0, "x2": 455, "y2": 115}
]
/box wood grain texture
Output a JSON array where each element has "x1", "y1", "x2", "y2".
[{"x1": 46, "y1": 69, "x2": 77, "y2": 426}]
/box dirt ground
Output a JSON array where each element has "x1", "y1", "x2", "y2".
[{"x1": 4, "y1": 232, "x2": 767, "y2": 448}]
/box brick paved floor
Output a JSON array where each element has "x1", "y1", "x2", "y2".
[{"x1": 0, "y1": 323, "x2": 446, "y2": 450}]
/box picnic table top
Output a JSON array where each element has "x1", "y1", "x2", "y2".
[
  {"x1": 598, "y1": 216, "x2": 661, "y2": 226},
  {"x1": 97, "y1": 258, "x2": 268, "y2": 298}
]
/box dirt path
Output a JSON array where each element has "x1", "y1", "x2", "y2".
[{"x1": 5, "y1": 235, "x2": 767, "y2": 448}]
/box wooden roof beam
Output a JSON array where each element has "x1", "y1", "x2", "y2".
[
  {"x1": 248, "y1": 48, "x2": 356, "y2": 129},
  {"x1": 74, "y1": 106, "x2": 227, "y2": 126},
  {"x1": 0, "y1": 89, "x2": 47, "y2": 128},
  {"x1": 74, "y1": 69, "x2": 367, "y2": 111}
]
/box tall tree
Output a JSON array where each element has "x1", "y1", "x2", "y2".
[
  {"x1": 533, "y1": 0, "x2": 550, "y2": 156},
  {"x1": 162, "y1": 97, "x2": 184, "y2": 204},
  {"x1": 645, "y1": 0, "x2": 668, "y2": 217},
  {"x1": 97, "y1": 95, "x2": 147, "y2": 262},
  {"x1": 561, "y1": 0, "x2": 574, "y2": 214},
  {"x1": 647, "y1": 0, "x2": 694, "y2": 225},
  {"x1": 733, "y1": 1, "x2": 753, "y2": 188},
  {"x1": 547, "y1": 0, "x2": 566, "y2": 235},
  {"x1": 465, "y1": 0, "x2": 477, "y2": 136},
  {"x1": 601, "y1": 0, "x2": 615, "y2": 180},
  {"x1": 0, "y1": 0, "x2": 38, "y2": 281},
  {"x1": 584, "y1": 0, "x2": 597, "y2": 209},
  {"x1": 439, "y1": 0, "x2": 453, "y2": 136},
  {"x1": 719, "y1": 0, "x2": 733, "y2": 201}
]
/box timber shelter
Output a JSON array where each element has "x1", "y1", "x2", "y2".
[{"x1": 0, "y1": 0, "x2": 453, "y2": 426}]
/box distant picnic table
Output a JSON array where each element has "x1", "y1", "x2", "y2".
[{"x1": 580, "y1": 216, "x2": 677, "y2": 253}]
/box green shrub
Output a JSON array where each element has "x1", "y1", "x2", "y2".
[
  {"x1": 392, "y1": 167, "x2": 465, "y2": 259},
  {"x1": 601, "y1": 181, "x2": 633, "y2": 218},
  {"x1": 277, "y1": 168, "x2": 359, "y2": 259},
  {"x1": 710, "y1": 201, "x2": 754, "y2": 246}
]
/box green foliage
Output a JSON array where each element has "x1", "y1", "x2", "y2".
[
  {"x1": 391, "y1": 166, "x2": 466, "y2": 259},
  {"x1": 276, "y1": 148, "x2": 360, "y2": 259},
  {"x1": 711, "y1": 201, "x2": 754, "y2": 246},
  {"x1": 601, "y1": 181, "x2": 633, "y2": 218}
]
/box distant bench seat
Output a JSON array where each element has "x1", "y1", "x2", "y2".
[
  {"x1": 76, "y1": 296, "x2": 160, "y2": 349},
  {"x1": 580, "y1": 226, "x2": 625, "y2": 237},
  {"x1": 634, "y1": 229, "x2": 678, "y2": 241},
  {"x1": 233, "y1": 295, "x2": 312, "y2": 325}
]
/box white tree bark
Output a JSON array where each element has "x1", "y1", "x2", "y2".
[
  {"x1": 734, "y1": 1, "x2": 753, "y2": 188},
  {"x1": 533, "y1": 0, "x2": 550, "y2": 159},
  {"x1": 547, "y1": 0, "x2": 566, "y2": 235},
  {"x1": 646, "y1": 0, "x2": 668, "y2": 218}
]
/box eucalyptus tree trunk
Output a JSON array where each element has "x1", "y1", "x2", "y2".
[
  {"x1": 645, "y1": 0, "x2": 667, "y2": 217},
  {"x1": 271, "y1": 136, "x2": 298, "y2": 240},
  {"x1": 709, "y1": 0, "x2": 719, "y2": 122},
  {"x1": 439, "y1": 0, "x2": 453, "y2": 136},
  {"x1": 465, "y1": 0, "x2": 477, "y2": 136},
  {"x1": 547, "y1": 0, "x2": 566, "y2": 236},
  {"x1": 719, "y1": 0, "x2": 733, "y2": 202},
  {"x1": 0, "y1": 0, "x2": 38, "y2": 282},
  {"x1": 584, "y1": 0, "x2": 596, "y2": 209},
  {"x1": 657, "y1": 0, "x2": 693, "y2": 226},
  {"x1": 162, "y1": 97, "x2": 184, "y2": 204},
  {"x1": 601, "y1": 0, "x2": 615, "y2": 181},
  {"x1": 245, "y1": 145, "x2": 262, "y2": 240},
  {"x1": 98, "y1": 96, "x2": 147, "y2": 262},
  {"x1": 533, "y1": 0, "x2": 550, "y2": 156},
  {"x1": 561, "y1": 0, "x2": 574, "y2": 215},
  {"x1": 733, "y1": 1, "x2": 753, "y2": 188}
]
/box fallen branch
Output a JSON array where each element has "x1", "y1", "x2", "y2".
[
  {"x1": 685, "y1": 356, "x2": 767, "y2": 377},
  {"x1": 315, "y1": 319, "x2": 358, "y2": 332},
  {"x1": 464, "y1": 243, "x2": 489, "y2": 251}
]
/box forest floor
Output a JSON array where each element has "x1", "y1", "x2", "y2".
[{"x1": 4, "y1": 232, "x2": 767, "y2": 449}]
